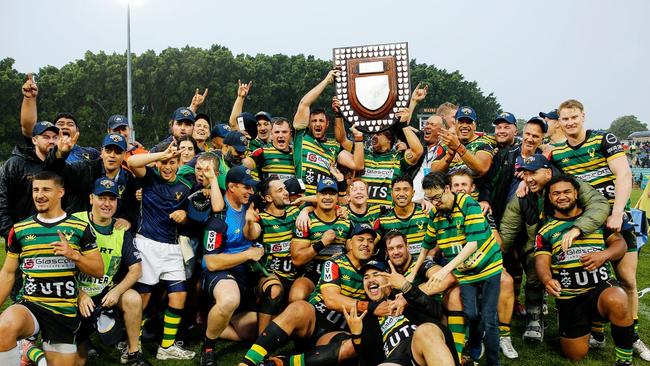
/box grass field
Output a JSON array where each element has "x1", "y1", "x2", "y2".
[{"x1": 2, "y1": 189, "x2": 649, "y2": 365}]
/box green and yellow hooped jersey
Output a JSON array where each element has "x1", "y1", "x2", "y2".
[
  {"x1": 251, "y1": 145, "x2": 295, "y2": 182},
  {"x1": 7, "y1": 214, "x2": 97, "y2": 317},
  {"x1": 535, "y1": 216, "x2": 611, "y2": 299},
  {"x1": 309, "y1": 253, "x2": 366, "y2": 305},
  {"x1": 347, "y1": 204, "x2": 387, "y2": 228},
  {"x1": 361, "y1": 150, "x2": 407, "y2": 206},
  {"x1": 259, "y1": 207, "x2": 300, "y2": 280},
  {"x1": 293, "y1": 211, "x2": 351, "y2": 278},
  {"x1": 423, "y1": 193, "x2": 502, "y2": 284},
  {"x1": 549, "y1": 130, "x2": 626, "y2": 206},
  {"x1": 377, "y1": 204, "x2": 429, "y2": 256},
  {"x1": 293, "y1": 130, "x2": 341, "y2": 195}
]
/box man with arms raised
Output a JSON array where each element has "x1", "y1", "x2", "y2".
[
  {"x1": 0, "y1": 171, "x2": 103, "y2": 366},
  {"x1": 293, "y1": 70, "x2": 364, "y2": 195},
  {"x1": 535, "y1": 174, "x2": 634, "y2": 365}
]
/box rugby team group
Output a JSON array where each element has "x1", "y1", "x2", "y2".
[{"x1": 0, "y1": 68, "x2": 646, "y2": 366}]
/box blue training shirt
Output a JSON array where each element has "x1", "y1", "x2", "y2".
[
  {"x1": 222, "y1": 197, "x2": 255, "y2": 255},
  {"x1": 66, "y1": 144, "x2": 100, "y2": 164},
  {"x1": 137, "y1": 166, "x2": 191, "y2": 243}
]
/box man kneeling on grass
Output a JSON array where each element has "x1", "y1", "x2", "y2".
[{"x1": 535, "y1": 174, "x2": 634, "y2": 366}]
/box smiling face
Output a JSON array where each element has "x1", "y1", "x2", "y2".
[
  {"x1": 456, "y1": 118, "x2": 476, "y2": 142},
  {"x1": 391, "y1": 181, "x2": 414, "y2": 208},
  {"x1": 90, "y1": 194, "x2": 118, "y2": 220},
  {"x1": 424, "y1": 116, "x2": 443, "y2": 145},
  {"x1": 271, "y1": 121, "x2": 292, "y2": 151},
  {"x1": 385, "y1": 235, "x2": 410, "y2": 269},
  {"x1": 548, "y1": 180, "x2": 578, "y2": 215},
  {"x1": 265, "y1": 179, "x2": 290, "y2": 209},
  {"x1": 450, "y1": 174, "x2": 475, "y2": 195},
  {"x1": 228, "y1": 182, "x2": 254, "y2": 206},
  {"x1": 348, "y1": 232, "x2": 376, "y2": 262},
  {"x1": 178, "y1": 140, "x2": 196, "y2": 164},
  {"x1": 494, "y1": 122, "x2": 517, "y2": 146},
  {"x1": 348, "y1": 180, "x2": 369, "y2": 206},
  {"x1": 363, "y1": 269, "x2": 390, "y2": 301},
  {"x1": 101, "y1": 146, "x2": 126, "y2": 173},
  {"x1": 522, "y1": 123, "x2": 544, "y2": 155},
  {"x1": 257, "y1": 119, "x2": 271, "y2": 141},
  {"x1": 309, "y1": 112, "x2": 328, "y2": 140},
  {"x1": 558, "y1": 107, "x2": 585, "y2": 139},
  {"x1": 32, "y1": 178, "x2": 64, "y2": 214},
  {"x1": 316, "y1": 190, "x2": 337, "y2": 210},
  {"x1": 192, "y1": 118, "x2": 210, "y2": 143},
  {"x1": 523, "y1": 168, "x2": 552, "y2": 193},
  {"x1": 156, "y1": 157, "x2": 180, "y2": 182}
]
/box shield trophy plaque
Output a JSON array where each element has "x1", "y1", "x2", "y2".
[{"x1": 333, "y1": 42, "x2": 410, "y2": 134}]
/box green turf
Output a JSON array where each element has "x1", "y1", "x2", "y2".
[{"x1": 2, "y1": 189, "x2": 649, "y2": 365}]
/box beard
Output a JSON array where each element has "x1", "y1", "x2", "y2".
[{"x1": 553, "y1": 201, "x2": 577, "y2": 215}]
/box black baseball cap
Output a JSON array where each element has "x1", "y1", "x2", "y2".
[
  {"x1": 32, "y1": 121, "x2": 59, "y2": 137},
  {"x1": 107, "y1": 115, "x2": 128, "y2": 130},
  {"x1": 539, "y1": 109, "x2": 559, "y2": 120},
  {"x1": 527, "y1": 116, "x2": 548, "y2": 133},
  {"x1": 284, "y1": 178, "x2": 305, "y2": 195},
  {"x1": 350, "y1": 223, "x2": 378, "y2": 239},
  {"x1": 360, "y1": 259, "x2": 389, "y2": 273}
]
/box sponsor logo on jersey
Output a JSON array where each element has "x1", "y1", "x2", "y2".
[
  {"x1": 22, "y1": 257, "x2": 75, "y2": 271},
  {"x1": 556, "y1": 245, "x2": 600, "y2": 263},
  {"x1": 270, "y1": 241, "x2": 291, "y2": 253},
  {"x1": 362, "y1": 168, "x2": 393, "y2": 179},
  {"x1": 306, "y1": 152, "x2": 331, "y2": 168},
  {"x1": 576, "y1": 167, "x2": 612, "y2": 182}
]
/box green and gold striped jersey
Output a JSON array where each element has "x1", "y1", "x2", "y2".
[
  {"x1": 549, "y1": 130, "x2": 626, "y2": 206},
  {"x1": 378, "y1": 315, "x2": 417, "y2": 358},
  {"x1": 294, "y1": 211, "x2": 351, "y2": 280},
  {"x1": 309, "y1": 253, "x2": 366, "y2": 305},
  {"x1": 347, "y1": 204, "x2": 387, "y2": 228},
  {"x1": 361, "y1": 150, "x2": 408, "y2": 206},
  {"x1": 259, "y1": 206, "x2": 300, "y2": 280},
  {"x1": 400, "y1": 255, "x2": 436, "y2": 287},
  {"x1": 249, "y1": 138, "x2": 269, "y2": 151},
  {"x1": 535, "y1": 216, "x2": 611, "y2": 299},
  {"x1": 423, "y1": 193, "x2": 502, "y2": 284},
  {"x1": 7, "y1": 214, "x2": 98, "y2": 317},
  {"x1": 293, "y1": 130, "x2": 342, "y2": 195},
  {"x1": 377, "y1": 203, "x2": 429, "y2": 256},
  {"x1": 250, "y1": 145, "x2": 295, "y2": 182},
  {"x1": 447, "y1": 134, "x2": 495, "y2": 176}
]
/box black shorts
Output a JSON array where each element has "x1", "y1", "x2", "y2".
[
  {"x1": 21, "y1": 300, "x2": 80, "y2": 345},
  {"x1": 200, "y1": 269, "x2": 257, "y2": 312},
  {"x1": 384, "y1": 337, "x2": 415, "y2": 366},
  {"x1": 310, "y1": 301, "x2": 348, "y2": 341},
  {"x1": 606, "y1": 214, "x2": 638, "y2": 253},
  {"x1": 556, "y1": 280, "x2": 617, "y2": 338}
]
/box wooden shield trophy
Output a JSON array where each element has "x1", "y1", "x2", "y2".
[{"x1": 333, "y1": 42, "x2": 410, "y2": 133}]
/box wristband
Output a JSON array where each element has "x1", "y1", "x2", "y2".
[
  {"x1": 337, "y1": 178, "x2": 348, "y2": 194},
  {"x1": 456, "y1": 145, "x2": 467, "y2": 157},
  {"x1": 401, "y1": 281, "x2": 413, "y2": 293},
  {"x1": 354, "y1": 135, "x2": 364, "y2": 143},
  {"x1": 335, "y1": 112, "x2": 344, "y2": 118},
  {"x1": 312, "y1": 241, "x2": 326, "y2": 253},
  {"x1": 351, "y1": 335, "x2": 363, "y2": 352}
]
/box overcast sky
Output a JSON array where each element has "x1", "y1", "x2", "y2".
[{"x1": 2, "y1": 0, "x2": 648, "y2": 130}]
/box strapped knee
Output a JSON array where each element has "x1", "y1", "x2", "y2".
[{"x1": 259, "y1": 283, "x2": 285, "y2": 315}]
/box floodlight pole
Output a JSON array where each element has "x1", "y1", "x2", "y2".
[{"x1": 126, "y1": 1, "x2": 134, "y2": 142}]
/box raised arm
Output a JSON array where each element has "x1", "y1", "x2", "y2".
[
  {"x1": 396, "y1": 107, "x2": 424, "y2": 165},
  {"x1": 20, "y1": 73, "x2": 38, "y2": 138},
  {"x1": 189, "y1": 88, "x2": 208, "y2": 113},
  {"x1": 228, "y1": 80, "x2": 252, "y2": 131},
  {"x1": 293, "y1": 69, "x2": 340, "y2": 131},
  {"x1": 337, "y1": 124, "x2": 365, "y2": 170},
  {"x1": 127, "y1": 143, "x2": 180, "y2": 178},
  {"x1": 332, "y1": 97, "x2": 354, "y2": 152}
]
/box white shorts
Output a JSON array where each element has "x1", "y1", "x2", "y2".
[{"x1": 134, "y1": 235, "x2": 186, "y2": 285}]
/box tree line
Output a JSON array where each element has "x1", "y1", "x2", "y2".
[{"x1": 0, "y1": 44, "x2": 503, "y2": 160}]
